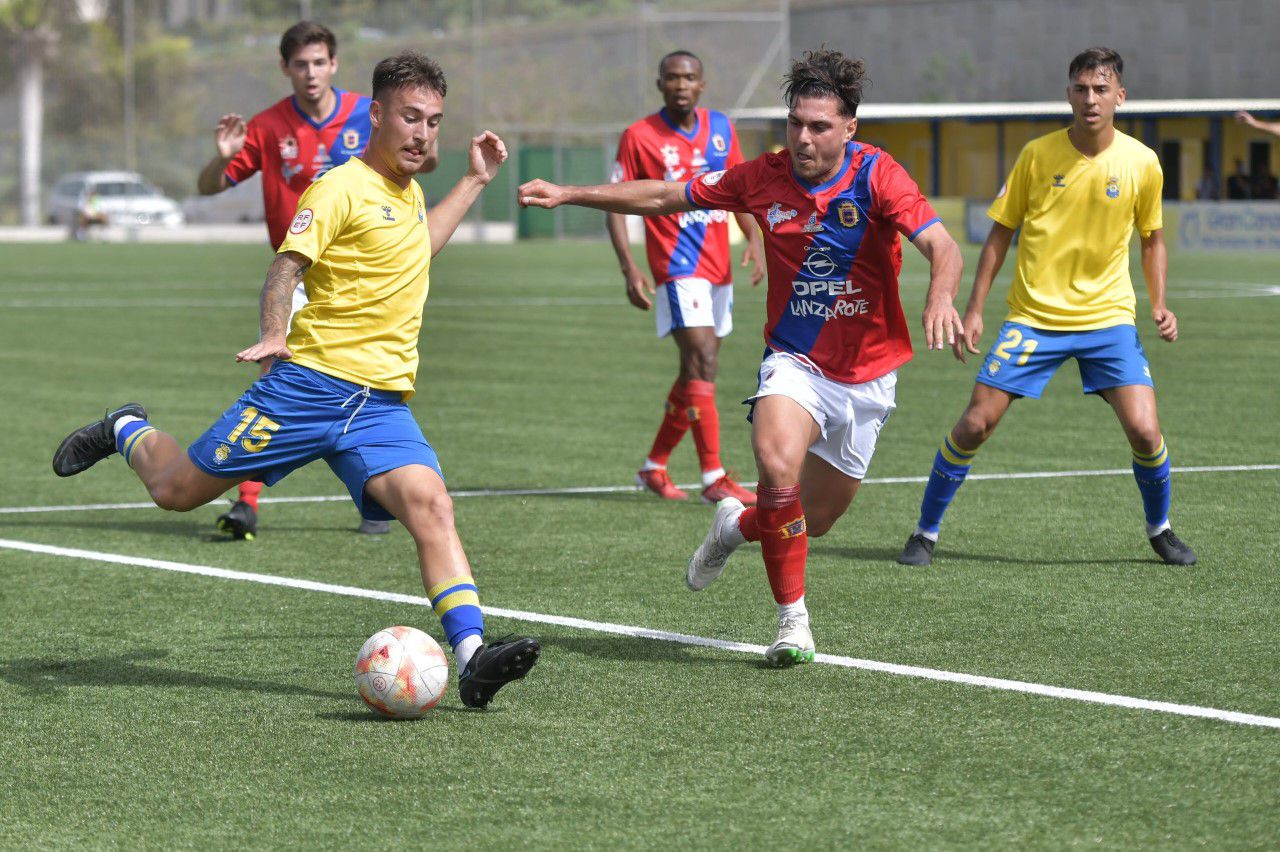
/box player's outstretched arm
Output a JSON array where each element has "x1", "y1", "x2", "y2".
[
  {"x1": 518, "y1": 179, "x2": 693, "y2": 217},
  {"x1": 1236, "y1": 111, "x2": 1280, "y2": 139},
  {"x1": 426, "y1": 131, "x2": 506, "y2": 256},
  {"x1": 953, "y1": 222, "x2": 1015, "y2": 361},
  {"x1": 236, "y1": 250, "x2": 309, "y2": 363},
  {"x1": 911, "y1": 222, "x2": 965, "y2": 354},
  {"x1": 1141, "y1": 230, "x2": 1177, "y2": 342},
  {"x1": 197, "y1": 114, "x2": 247, "y2": 195}
]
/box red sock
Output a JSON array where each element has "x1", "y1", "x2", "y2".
[
  {"x1": 756, "y1": 485, "x2": 806, "y2": 605},
  {"x1": 738, "y1": 507, "x2": 761, "y2": 542},
  {"x1": 238, "y1": 479, "x2": 263, "y2": 511},
  {"x1": 645, "y1": 380, "x2": 690, "y2": 466},
  {"x1": 684, "y1": 379, "x2": 723, "y2": 475}
]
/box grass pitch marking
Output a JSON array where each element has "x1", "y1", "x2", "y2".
[
  {"x1": 1, "y1": 536, "x2": 1277, "y2": 731},
  {"x1": 2, "y1": 463, "x2": 1276, "y2": 516}
]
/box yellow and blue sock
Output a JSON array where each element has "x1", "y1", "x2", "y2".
[
  {"x1": 1132, "y1": 438, "x2": 1172, "y2": 535},
  {"x1": 428, "y1": 577, "x2": 484, "y2": 666},
  {"x1": 114, "y1": 418, "x2": 157, "y2": 468},
  {"x1": 916, "y1": 434, "x2": 979, "y2": 537}
]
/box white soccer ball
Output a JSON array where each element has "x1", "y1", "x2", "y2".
[{"x1": 354, "y1": 626, "x2": 450, "y2": 718}]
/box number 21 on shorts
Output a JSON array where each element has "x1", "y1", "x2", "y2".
[
  {"x1": 992, "y1": 326, "x2": 1039, "y2": 366},
  {"x1": 226, "y1": 407, "x2": 280, "y2": 453}
]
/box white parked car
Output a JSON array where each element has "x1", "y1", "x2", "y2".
[{"x1": 48, "y1": 171, "x2": 185, "y2": 227}]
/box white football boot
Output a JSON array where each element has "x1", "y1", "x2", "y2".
[
  {"x1": 765, "y1": 613, "x2": 815, "y2": 667},
  {"x1": 687, "y1": 497, "x2": 746, "y2": 591}
]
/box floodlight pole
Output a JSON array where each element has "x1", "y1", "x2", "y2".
[
  {"x1": 123, "y1": 0, "x2": 137, "y2": 172},
  {"x1": 17, "y1": 28, "x2": 54, "y2": 227}
]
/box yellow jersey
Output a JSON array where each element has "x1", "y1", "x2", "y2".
[
  {"x1": 277, "y1": 157, "x2": 431, "y2": 398},
  {"x1": 988, "y1": 128, "x2": 1163, "y2": 331}
]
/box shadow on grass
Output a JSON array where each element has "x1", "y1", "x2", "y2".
[
  {"x1": 0, "y1": 648, "x2": 350, "y2": 700},
  {"x1": 810, "y1": 543, "x2": 1157, "y2": 567},
  {"x1": 536, "y1": 632, "x2": 757, "y2": 668}
]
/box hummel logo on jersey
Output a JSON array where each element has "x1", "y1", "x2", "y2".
[
  {"x1": 766, "y1": 202, "x2": 798, "y2": 231},
  {"x1": 381, "y1": 205, "x2": 395, "y2": 222},
  {"x1": 801, "y1": 212, "x2": 824, "y2": 233},
  {"x1": 1052, "y1": 174, "x2": 1066, "y2": 188}
]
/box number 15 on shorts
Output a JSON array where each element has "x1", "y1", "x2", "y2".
[{"x1": 226, "y1": 407, "x2": 280, "y2": 453}]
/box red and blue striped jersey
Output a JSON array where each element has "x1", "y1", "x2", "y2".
[
  {"x1": 686, "y1": 142, "x2": 940, "y2": 384},
  {"x1": 224, "y1": 88, "x2": 372, "y2": 249},
  {"x1": 611, "y1": 108, "x2": 744, "y2": 285}
]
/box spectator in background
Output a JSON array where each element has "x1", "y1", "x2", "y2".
[
  {"x1": 1226, "y1": 158, "x2": 1251, "y2": 199},
  {"x1": 73, "y1": 189, "x2": 109, "y2": 241},
  {"x1": 1195, "y1": 171, "x2": 1219, "y2": 200},
  {"x1": 1252, "y1": 165, "x2": 1278, "y2": 200}
]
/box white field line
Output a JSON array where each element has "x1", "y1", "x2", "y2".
[
  {"x1": 2, "y1": 463, "x2": 1276, "y2": 516},
  {"x1": 2, "y1": 282, "x2": 1278, "y2": 310},
  {"x1": 0, "y1": 536, "x2": 1276, "y2": 731}
]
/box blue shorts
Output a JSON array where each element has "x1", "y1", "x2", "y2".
[
  {"x1": 975, "y1": 321, "x2": 1154, "y2": 399},
  {"x1": 188, "y1": 362, "x2": 442, "y2": 521}
]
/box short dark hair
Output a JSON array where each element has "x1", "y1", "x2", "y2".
[
  {"x1": 279, "y1": 21, "x2": 336, "y2": 63},
  {"x1": 371, "y1": 51, "x2": 448, "y2": 102},
  {"x1": 1068, "y1": 46, "x2": 1123, "y2": 82},
  {"x1": 783, "y1": 47, "x2": 867, "y2": 118},
  {"x1": 658, "y1": 50, "x2": 702, "y2": 76}
]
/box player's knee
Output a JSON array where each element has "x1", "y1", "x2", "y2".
[
  {"x1": 1128, "y1": 424, "x2": 1163, "y2": 455},
  {"x1": 402, "y1": 488, "x2": 457, "y2": 537},
  {"x1": 149, "y1": 481, "x2": 201, "y2": 513},
  {"x1": 954, "y1": 410, "x2": 996, "y2": 447}
]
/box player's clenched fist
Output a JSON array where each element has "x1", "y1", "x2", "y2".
[{"x1": 517, "y1": 179, "x2": 567, "y2": 209}]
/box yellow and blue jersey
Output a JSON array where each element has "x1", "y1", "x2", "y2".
[
  {"x1": 989, "y1": 128, "x2": 1163, "y2": 331},
  {"x1": 277, "y1": 157, "x2": 430, "y2": 398}
]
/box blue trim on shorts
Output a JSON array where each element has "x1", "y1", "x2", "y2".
[
  {"x1": 188, "y1": 361, "x2": 441, "y2": 520},
  {"x1": 975, "y1": 321, "x2": 1154, "y2": 399}
]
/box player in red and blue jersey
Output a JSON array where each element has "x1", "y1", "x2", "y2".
[
  {"x1": 607, "y1": 51, "x2": 764, "y2": 505},
  {"x1": 520, "y1": 48, "x2": 965, "y2": 665},
  {"x1": 196, "y1": 21, "x2": 436, "y2": 540}
]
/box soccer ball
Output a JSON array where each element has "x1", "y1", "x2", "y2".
[{"x1": 354, "y1": 626, "x2": 449, "y2": 718}]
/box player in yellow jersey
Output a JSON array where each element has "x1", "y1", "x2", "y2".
[
  {"x1": 898, "y1": 47, "x2": 1197, "y2": 567},
  {"x1": 53, "y1": 52, "x2": 540, "y2": 708}
]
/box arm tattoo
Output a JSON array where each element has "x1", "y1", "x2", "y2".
[{"x1": 259, "y1": 252, "x2": 310, "y2": 340}]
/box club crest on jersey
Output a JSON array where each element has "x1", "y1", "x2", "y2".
[
  {"x1": 702, "y1": 169, "x2": 725, "y2": 186},
  {"x1": 279, "y1": 135, "x2": 298, "y2": 160},
  {"x1": 213, "y1": 444, "x2": 231, "y2": 465},
  {"x1": 1105, "y1": 175, "x2": 1120, "y2": 199},
  {"x1": 289, "y1": 207, "x2": 313, "y2": 234},
  {"x1": 342, "y1": 129, "x2": 361, "y2": 151},
  {"x1": 711, "y1": 133, "x2": 727, "y2": 154},
  {"x1": 381, "y1": 205, "x2": 395, "y2": 222},
  {"x1": 838, "y1": 201, "x2": 859, "y2": 228},
  {"x1": 778, "y1": 516, "x2": 807, "y2": 539},
  {"x1": 766, "y1": 202, "x2": 798, "y2": 232},
  {"x1": 417, "y1": 202, "x2": 425, "y2": 223},
  {"x1": 801, "y1": 211, "x2": 824, "y2": 233},
  {"x1": 1051, "y1": 174, "x2": 1066, "y2": 188},
  {"x1": 986, "y1": 359, "x2": 1001, "y2": 376}
]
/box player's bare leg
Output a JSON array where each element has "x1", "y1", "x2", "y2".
[
  {"x1": 363, "y1": 464, "x2": 539, "y2": 707},
  {"x1": 900, "y1": 383, "x2": 1015, "y2": 566},
  {"x1": 129, "y1": 436, "x2": 257, "y2": 512},
  {"x1": 798, "y1": 453, "x2": 862, "y2": 538},
  {"x1": 1101, "y1": 384, "x2": 1196, "y2": 565}
]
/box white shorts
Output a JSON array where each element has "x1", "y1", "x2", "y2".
[
  {"x1": 749, "y1": 352, "x2": 897, "y2": 480},
  {"x1": 288, "y1": 282, "x2": 307, "y2": 327},
  {"x1": 654, "y1": 278, "x2": 733, "y2": 339}
]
